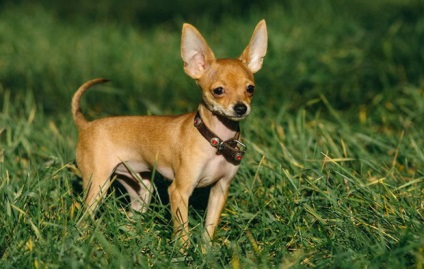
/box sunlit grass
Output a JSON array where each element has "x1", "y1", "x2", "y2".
[{"x1": 1, "y1": 0, "x2": 423, "y2": 268}]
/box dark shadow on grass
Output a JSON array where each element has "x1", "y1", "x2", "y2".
[{"x1": 0, "y1": 0, "x2": 275, "y2": 27}]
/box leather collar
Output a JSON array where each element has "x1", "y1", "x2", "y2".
[{"x1": 194, "y1": 111, "x2": 246, "y2": 165}]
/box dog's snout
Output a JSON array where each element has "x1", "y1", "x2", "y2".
[{"x1": 234, "y1": 103, "x2": 248, "y2": 116}]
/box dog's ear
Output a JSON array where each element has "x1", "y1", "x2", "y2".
[
  {"x1": 181, "y1": 24, "x2": 216, "y2": 79},
  {"x1": 239, "y1": 20, "x2": 268, "y2": 74}
]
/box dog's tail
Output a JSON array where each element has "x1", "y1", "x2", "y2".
[{"x1": 72, "y1": 78, "x2": 109, "y2": 128}]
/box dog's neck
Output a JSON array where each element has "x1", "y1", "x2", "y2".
[{"x1": 198, "y1": 103, "x2": 240, "y2": 141}]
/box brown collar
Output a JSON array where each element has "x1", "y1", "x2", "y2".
[{"x1": 194, "y1": 111, "x2": 246, "y2": 165}]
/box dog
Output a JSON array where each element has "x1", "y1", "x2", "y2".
[{"x1": 72, "y1": 20, "x2": 267, "y2": 246}]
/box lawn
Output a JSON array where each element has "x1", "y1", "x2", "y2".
[{"x1": 1, "y1": 0, "x2": 423, "y2": 268}]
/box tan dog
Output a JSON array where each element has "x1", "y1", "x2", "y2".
[{"x1": 72, "y1": 20, "x2": 267, "y2": 245}]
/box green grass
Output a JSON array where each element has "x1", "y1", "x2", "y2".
[{"x1": 1, "y1": 0, "x2": 424, "y2": 268}]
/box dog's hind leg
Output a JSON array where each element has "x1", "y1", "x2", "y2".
[
  {"x1": 116, "y1": 172, "x2": 154, "y2": 213},
  {"x1": 83, "y1": 170, "x2": 114, "y2": 215}
]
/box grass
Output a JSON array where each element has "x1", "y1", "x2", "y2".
[{"x1": 1, "y1": 0, "x2": 424, "y2": 268}]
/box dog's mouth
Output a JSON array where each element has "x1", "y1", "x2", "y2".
[
  {"x1": 217, "y1": 110, "x2": 250, "y2": 121},
  {"x1": 228, "y1": 113, "x2": 249, "y2": 121}
]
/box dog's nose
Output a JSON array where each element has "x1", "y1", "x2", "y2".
[{"x1": 234, "y1": 103, "x2": 248, "y2": 116}]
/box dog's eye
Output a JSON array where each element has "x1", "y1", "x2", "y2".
[
  {"x1": 247, "y1": 85, "x2": 255, "y2": 94},
  {"x1": 212, "y1": 87, "x2": 224, "y2": 96}
]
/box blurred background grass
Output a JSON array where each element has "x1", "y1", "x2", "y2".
[
  {"x1": 0, "y1": 0, "x2": 423, "y2": 118},
  {"x1": 0, "y1": 0, "x2": 423, "y2": 268}
]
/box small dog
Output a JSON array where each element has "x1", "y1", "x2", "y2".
[{"x1": 72, "y1": 20, "x2": 267, "y2": 245}]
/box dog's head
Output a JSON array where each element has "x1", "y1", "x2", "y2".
[{"x1": 181, "y1": 20, "x2": 267, "y2": 121}]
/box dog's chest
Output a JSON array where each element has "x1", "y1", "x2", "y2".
[{"x1": 196, "y1": 154, "x2": 239, "y2": 187}]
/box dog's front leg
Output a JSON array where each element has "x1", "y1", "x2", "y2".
[
  {"x1": 168, "y1": 177, "x2": 196, "y2": 246},
  {"x1": 203, "y1": 178, "x2": 231, "y2": 242}
]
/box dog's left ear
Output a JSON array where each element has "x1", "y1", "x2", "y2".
[
  {"x1": 181, "y1": 23, "x2": 216, "y2": 79},
  {"x1": 239, "y1": 20, "x2": 268, "y2": 74}
]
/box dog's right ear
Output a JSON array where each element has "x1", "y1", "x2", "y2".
[{"x1": 181, "y1": 24, "x2": 216, "y2": 79}]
